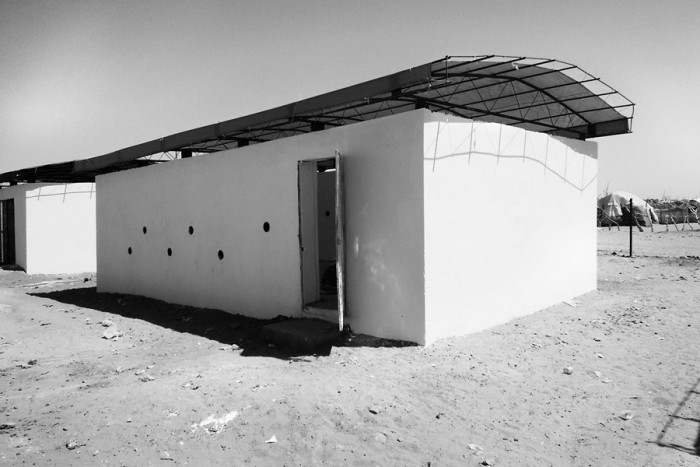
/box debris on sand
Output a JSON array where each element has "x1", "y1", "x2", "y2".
[
  {"x1": 17, "y1": 359, "x2": 37, "y2": 369},
  {"x1": 191, "y1": 410, "x2": 239, "y2": 434},
  {"x1": 102, "y1": 329, "x2": 123, "y2": 340},
  {"x1": 619, "y1": 411, "x2": 634, "y2": 421},
  {"x1": 0, "y1": 422, "x2": 17, "y2": 431}
]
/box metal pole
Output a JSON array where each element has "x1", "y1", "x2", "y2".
[{"x1": 629, "y1": 198, "x2": 633, "y2": 257}]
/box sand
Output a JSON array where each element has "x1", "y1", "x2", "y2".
[{"x1": 1, "y1": 228, "x2": 699, "y2": 466}]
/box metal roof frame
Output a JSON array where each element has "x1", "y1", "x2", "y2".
[{"x1": 0, "y1": 55, "x2": 634, "y2": 184}]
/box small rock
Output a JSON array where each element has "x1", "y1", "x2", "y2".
[
  {"x1": 601, "y1": 378, "x2": 611, "y2": 384},
  {"x1": 266, "y1": 435, "x2": 277, "y2": 443},
  {"x1": 160, "y1": 451, "x2": 173, "y2": 461},
  {"x1": 596, "y1": 353, "x2": 604, "y2": 359},
  {"x1": 481, "y1": 459, "x2": 495, "y2": 466},
  {"x1": 18, "y1": 359, "x2": 37, "y2": 369},
  {"x1": 0, "y1": 422, "x2": 17, "y2": 430},
  {"x1": 563, "y1": 366, "x2": 574, "y2": 375},
  {"x1": 368, "y1": 406, "x2": 380, "y2": 415},
  {"x1": 594, "y1": 371, "x2": 602, "y2": 378},
  {"x1": 139, "y1": 374, "x2": 155, "y2": 382},
  {"x1": 230, "y1": 344, "x2": 241, "y2": 350},
  {"x1": 66, "y1": 440, "x2": 78, "y2": 450},
  {"x1": 467, "y1": 443, "x2": 483, "y2": 451},
  {"x1": 373, "y1": 432, "x2": 387, "y2": 443},
  {"x1": 100, "y1": 319, "x2": 114, "y2": 327},
  {"x1": 93, "y1": 450, "x2": 100, "y2": 456}
]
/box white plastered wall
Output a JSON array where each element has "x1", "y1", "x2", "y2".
[
  {"x1": 422, "y1": 112, "x2": 598, "y2": 344},
  {"x1": 97, "y1": 110, "x2": 426, "y2": 343},
  {"x1": 24, "y1": 183, "x2": 96, "y2": 274}
]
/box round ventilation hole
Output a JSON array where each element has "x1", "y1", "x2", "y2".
[
  {"x1": 142, "y1": 226, "x2": 147, "y2": 234},
  {"x1": 263, "y1": 222, "x2": 270, "y2": 232},
  {"x1": 188, "y1": 226, "x2": 194, "y2": 235},
  {"x1": 218, "y1": 250, "x2": 224, "y2": 260},
  {"x1": 128, "y1": 247, "x2": 132, "y2": 255},
  {"x1": 325, "y1": 210, "x2": 330, "y2": 217},
  {"x1": 167, "y1": 248, "x2": 172, "y2": 256}
]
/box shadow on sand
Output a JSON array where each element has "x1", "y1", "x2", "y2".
[
  {"x1": 31, "y1": 287, "x2": 416, "y2": 359},
  {"x1": 653, "y1": 376, "x2": 700, "y2": 457}
]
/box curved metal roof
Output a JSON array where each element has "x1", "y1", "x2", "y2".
[{"x1": 0, "y1": 55, "x2": 634, "y2": 184}]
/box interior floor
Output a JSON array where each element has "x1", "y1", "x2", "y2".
[{"x1": 304, "y1": 292, "x2": 340, "y2": 324}]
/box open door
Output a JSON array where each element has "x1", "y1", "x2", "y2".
[
  {"x1": 0, "y1": 199, "x2": 15, "y2": 266},
  {"x1": 334, "y1": 151, "x2": 345, "y2": 331},
  {"x1": 297, "y1": 153, "x2": 346, "y2": 329}
]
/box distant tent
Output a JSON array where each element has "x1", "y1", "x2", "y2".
[
  {"x1": 653, "y1": 198, "x2": 699, "y2": 224},
  {"x1": 598, "y1": 191, "x2": 657, "y2": 226}
]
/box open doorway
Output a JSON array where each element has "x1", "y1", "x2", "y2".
[
  {"x1": 298, "y1": 154, "x2": 345, "y2": 329},
  {"x1": 0, "y1": 199, "x2": 15, "y2": 266}
]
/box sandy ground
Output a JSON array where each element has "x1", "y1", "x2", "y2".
[{"x1": 1, "y1": 228, "x2": 699, "y2": 466}]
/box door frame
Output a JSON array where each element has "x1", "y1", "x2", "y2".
[{"x1": 296, "y1": 152, "x2": 345, "y2": 329}]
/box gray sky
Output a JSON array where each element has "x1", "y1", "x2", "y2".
[{"x1": 1, "y1": 0, "x2": 698, "y2": 199}]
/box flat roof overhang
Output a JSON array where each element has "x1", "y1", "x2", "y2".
[{"x1": 0, "y1": 55, "x2": 634, "y2": 185}]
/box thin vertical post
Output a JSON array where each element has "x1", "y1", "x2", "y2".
[{"x1": 629, "y1": 198, "x2": 633, "y2": 257}]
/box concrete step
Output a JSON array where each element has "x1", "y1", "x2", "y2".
[{"x1": 262, "y1": 318, "x2": 341, "y2": 351}]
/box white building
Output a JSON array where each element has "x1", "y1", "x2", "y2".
[
  {"x1": 0, "y1": 56, "x2": 634, "y2": 344},
  {"x1": 0, "y1": 183, "x2": 96, "y2": 274}
]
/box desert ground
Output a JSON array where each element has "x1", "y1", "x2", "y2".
[{"x1": 1, "y1": 227, "x2": 699, "y2": 466}]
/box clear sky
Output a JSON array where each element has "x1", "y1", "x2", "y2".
[{"x1": 1, "y1": 0, "x2": 698, "y2": 199}]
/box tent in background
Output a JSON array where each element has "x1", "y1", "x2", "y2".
[{"x1": 598, "y1": 191, "x2": 657, "y2": 226}]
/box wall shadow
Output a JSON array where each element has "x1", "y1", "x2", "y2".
[
  {"x1": 31, "y1": 287, "x2": 416, "y2": 360},
  {"x1": 423, "y1": 119, "x2": 598, "y2": 193},
  {"x1": 653, "y1": 376, "x2": 700, "y2": 457}
]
